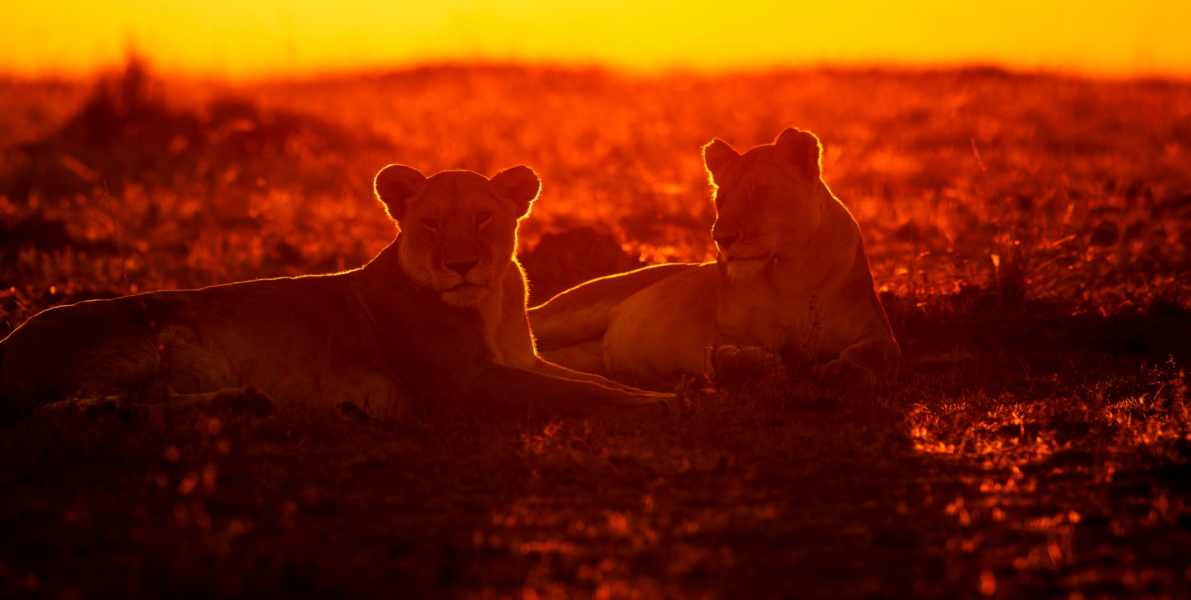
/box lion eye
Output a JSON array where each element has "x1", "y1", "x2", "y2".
[
  {"x1": 421, "y1": 218, "x2": 441, "y2": 233},
  {"x1": 476, "y1": 211, "x2": 493, "y2": 228}
]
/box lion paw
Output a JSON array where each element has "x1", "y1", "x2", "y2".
[
  {"x1": 709, "y1": 345, "x2": 781, "y2": 388},
  {"x1": 631, "y1": 390, "x2": 675, "y2": 414},
  {"x1": 813, "y1": 358, "x2": 878, "y2": 407}
]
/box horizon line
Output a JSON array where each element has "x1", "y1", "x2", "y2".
[{"x1": 3, "y1": 56, "x2": 1189, "y2": 84}]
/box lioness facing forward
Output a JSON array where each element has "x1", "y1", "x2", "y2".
[
  {"x1": 530, "y1": 128, "x2": 900, "y2": 398},
  {"x1": 0, "y1": 164, "x2": 668, "y2": 420}
]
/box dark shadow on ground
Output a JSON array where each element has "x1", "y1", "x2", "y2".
[{"x1": 1, "y1": 292, "x2": 1187, "y2": 598}]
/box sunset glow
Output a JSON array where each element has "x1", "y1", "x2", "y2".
[
  {"x1": 7, "y1": 0, "x2": 1191, "y2": 78},
  {"x1": 3, "y1": 0, "x2": 1191, "y2": 594}
]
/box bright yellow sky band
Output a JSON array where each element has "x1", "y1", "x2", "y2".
[{"x1": 6, "y1": 1, "x2": 1190, "y2": 78}]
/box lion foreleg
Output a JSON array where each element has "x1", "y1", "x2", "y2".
[
  {"x1": 465, "y1": 363, "x2": 670, "y2": 418},
  {"x1": 166, "y1": 387, "x2": 275, "y2": 416},
  {"x1": 31, "y1": 386, "x2": 274, "y2": 424},
  {"x1": 533, "y1": 355, "x2": 658, "y2": 395}
]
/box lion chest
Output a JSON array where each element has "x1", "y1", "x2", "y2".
[
  {"x1": 476, "y1": 269, "x2": 538, "y2": 370},
  {"x1": 715, "y1": 280, "x2": 785, "y2": 349},
  {"x1": 479, "y1": 295, "x2": 508, "y2": 364}
]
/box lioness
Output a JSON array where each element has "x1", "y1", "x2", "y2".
[
  {"x1": 0, "y1": 164, "x2": 668, "y2": 421},
  {"x1": 530, "y1": 128, "x2": 900, "y2": 398}
]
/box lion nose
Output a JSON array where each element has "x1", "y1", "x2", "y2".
[
  {"x1": 714, "y1": 230, "x2": 740, "y2": 250},
  {"x1": 446, "y1": 259, "x2": 479, "y2": 276}
]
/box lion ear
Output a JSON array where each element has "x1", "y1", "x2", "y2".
[
  {"x1": 373, "y1": 164, "x2": 426, "y2": 222},
  {"x1": 490, "y1": 165, "x2": 540, "y2": 218},
  {"x1": 774, "y1": 127, "x2": 822, "y2": 179},
  {"x1": 702, "y1": 138, "x2": 740, "y2": 184}
]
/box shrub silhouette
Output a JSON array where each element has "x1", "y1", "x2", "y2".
[{"x1": 2, "y1": 56, "x2": 389, "y2": 203}]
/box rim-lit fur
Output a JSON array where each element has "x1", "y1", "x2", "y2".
[
  {"x1": 529, "y1": 127, "x2": 901, "y2": 396},
  {"x1": 0, "y1": 164, "x2": 670, "y2": 421},
  {"x1": 705, "y1": 129, "x2": 827, "y2": 282}
]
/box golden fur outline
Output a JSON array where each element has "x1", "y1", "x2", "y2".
[
  {"x1": 530, "y1": 127, "x2": 900, "y2": 394},
  {"x1": 0, "y1": 165, "x2": 670, "y2": 421}
]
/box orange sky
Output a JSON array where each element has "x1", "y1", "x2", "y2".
[{"x1": 6, "y1": 1, "x2": 1191, "y2": 78}]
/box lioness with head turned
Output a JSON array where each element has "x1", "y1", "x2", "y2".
[
  {"x1": 0, "y1": 164, "x2": 668, "y2": 421},
  {"x1": 530, "y1": 128, "x2": 900, "y2": 401}
]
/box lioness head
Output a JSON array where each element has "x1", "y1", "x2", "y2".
[
  {"x1": 373, "y1": 165, "x2": 540, "y2": 307},
  {"x1": 703, "y1": 127, "x2": 828, "y2": 279}
]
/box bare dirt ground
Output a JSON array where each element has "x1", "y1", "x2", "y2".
[{"x1": 0, "y1": 61, "x2": 1189, "y2": 598}]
